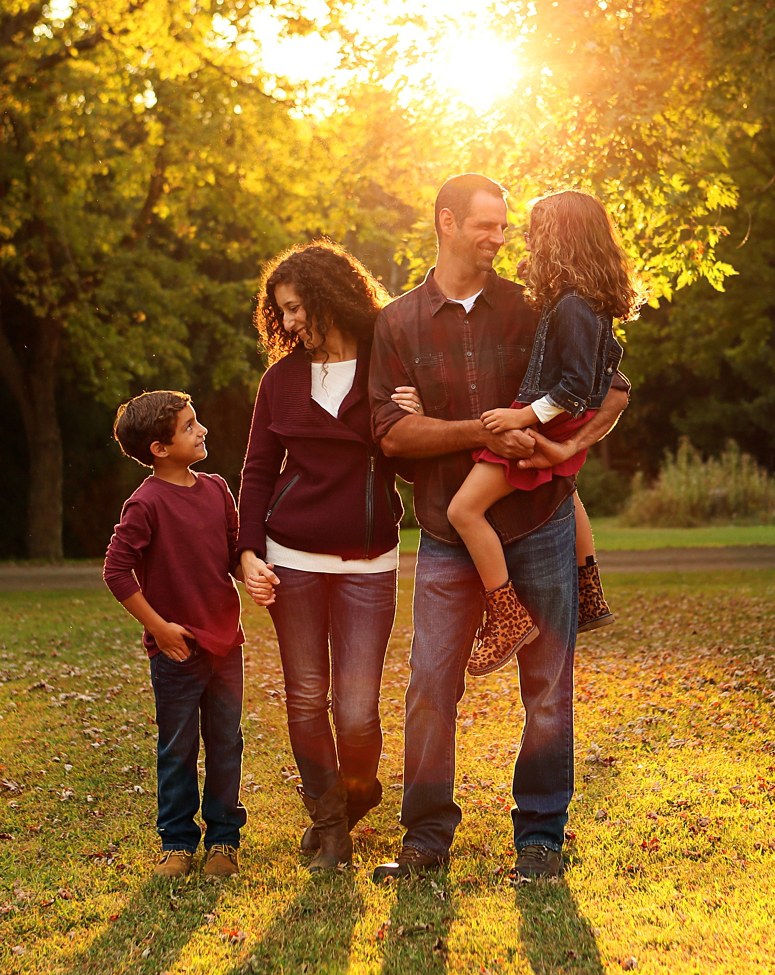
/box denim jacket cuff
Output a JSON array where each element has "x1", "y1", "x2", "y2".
[{"x1": 546, "y1": 383, "x2": 587, "y2": 418}]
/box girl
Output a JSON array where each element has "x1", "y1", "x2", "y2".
[{"x1": 446, "y1": 190, "x2": 642, "y2": 677}]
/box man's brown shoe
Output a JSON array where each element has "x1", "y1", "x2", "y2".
[
  {"x1": 153, "y1": 849, "x2": 193, "y2": 878},
  {"x1": 513, "y1": 844, "x2": 563, "y2": 879},
  {"x1": 371, "y1": 845, "x2": 448, "y2": 882},
  {"x1": 204, "y1": 844, "x2": 239, "y2": 877}
]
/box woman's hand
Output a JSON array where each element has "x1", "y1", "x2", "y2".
[
  {"x1": 392, "y1": 386, "x2": 425, "y2": 416},
  {"x1": 481, "y1": 406, "x2": 532, "y2": 434},
  {"x1": 240, "y1": 550, "x2": 280, "y2": 607}
]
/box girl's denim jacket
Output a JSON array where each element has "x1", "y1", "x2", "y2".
[{"x1": 517, "y1": 289, "x2": 624, "y2": 418}]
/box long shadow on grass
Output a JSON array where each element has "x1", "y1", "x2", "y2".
[
  {"x1": 60, "y1": 873, "x2": 224, "y2": 975},
  {"x1": 378, "y1": 874, "x2": 456, "y2": 975},
  {"x1": 232, "y1": 869, "x2": 364, "y2": 974},
  {"x1": 513, "y1": 877, "x2": 604, "y2": 974}
]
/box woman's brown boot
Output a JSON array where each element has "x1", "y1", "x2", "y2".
[
  {"x1": 467, "y1": 580, "x2": 538, "y2": 677},
  {"x1": 577, "y1": 556, "x2": 615, "y2": 633},
  {"x1": 299, "y1": 777, "x2": 353, "y2": 871},
  {"x1": 301, "y1": 778, "x2": 382, "y2": 854}
]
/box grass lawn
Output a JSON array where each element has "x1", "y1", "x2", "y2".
[
  {"x1": 399, "y1": 523, "x2": 775, "y2": 554},
  {"x1": 1, "y1": 572, "x2": 774, "y2": 974}
]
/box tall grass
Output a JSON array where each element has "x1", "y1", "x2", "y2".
[{"x1": 620, "y1": 437, "x2": 775, "y2": 527}]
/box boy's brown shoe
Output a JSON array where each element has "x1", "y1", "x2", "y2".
[
  {"x1": 371, "y1": 845, "x2": 448, "y2": 882},
  {"x1": 204, "y1": 844, "x2": 239, "y2": 877},
  {"x1": 153, "y1": 849, "x2": 194, "y2": 878}
]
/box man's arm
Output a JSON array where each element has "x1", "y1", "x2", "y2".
[
  {"x1": 380, "y1": 413, "x2": 536, "y2": 460},
  {"x1": 370, "y1": 308, "x2": 535, "y2": 461},
  {"x1": 516, "y1": 385, "x2": 628, "y2": 471}
]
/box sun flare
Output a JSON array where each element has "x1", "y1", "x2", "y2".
[{"x1": 428, "y1": 30, "x2": 524, "y2": 112}]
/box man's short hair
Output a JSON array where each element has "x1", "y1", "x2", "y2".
[
  {"x1": 434, "y1": 173, "x2": 508, "y2": 238},
  {"x1": 113, "y1": 390, "x2": 191, "y2": 468}
]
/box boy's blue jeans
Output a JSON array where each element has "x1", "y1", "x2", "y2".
[
  {"x1": 149, "y1": 643, "x2": 247, "y2": 852},
  {"x1": 401, "y1": 496, "x2": 577, "y2": 858}
]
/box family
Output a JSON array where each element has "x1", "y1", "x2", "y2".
[{"x1": 103, "y1": 174, "x2": 641, "y2": 882}]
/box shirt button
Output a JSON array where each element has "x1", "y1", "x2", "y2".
[
  {"x1": 606, "y1": 366, "x2": 613, "y2": 374},
  {"x1": 414, "y1": 358, "x2": 420, "y2": 364},
  {"x1": 471, "y1": 383, "x2": 477, "y2": 390},
  {"x1": 463, "y1": 319, "x2": 469, "y2": 325},
  {"x1": 466, "y1": 351, "x2": 472, "y2": 357}
]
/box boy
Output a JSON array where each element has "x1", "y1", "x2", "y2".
[{"x1": 104, "y1": 390, "x2": 246, "y2": 878}]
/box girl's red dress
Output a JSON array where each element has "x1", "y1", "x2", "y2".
[{"x1": 472, "y1": 403, "x2": 597, "y2": 491}]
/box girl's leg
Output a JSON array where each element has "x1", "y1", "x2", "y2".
[
  {"x1": 447, "y1": 462, "x2": 516, "y2": 592},
  {"x1": 574, "y1": 492, "x2": 615, "y2": 632},
  {"x1": 574, "y1": 493, "x2": 596, "y2": 565}
]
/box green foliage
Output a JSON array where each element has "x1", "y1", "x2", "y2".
[
  {"x1": 621, "y1": 438, "x2": 775, "y2": 527},
  {"x1": 576, "y1": 453, "x2": 630, "y2": 518}
]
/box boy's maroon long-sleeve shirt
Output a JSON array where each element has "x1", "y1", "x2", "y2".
[{"x1": 103, "y1": 472, "x2": 244, "y2": 658}]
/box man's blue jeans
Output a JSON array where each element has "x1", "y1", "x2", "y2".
[
  {"x1": 268, "y1": 567, "x2": 396, "y2": 803},
  {"x1": 149, "y1": 643, "x2": 247, "y2": 852},
  {"x1": 402, "y1": 496, "x2": 577, "y2": 858}
]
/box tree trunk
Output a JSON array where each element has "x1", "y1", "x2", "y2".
[
  {"x1": 26, "y1": 387, "x2": 64, "y2": 560},
  {"x1": 0, "y1": 310, "x2": 64, "y2": 559}
]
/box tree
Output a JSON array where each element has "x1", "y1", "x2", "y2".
[{"x1": 1, "y1": 1, "x2": 303, "y2": 556}]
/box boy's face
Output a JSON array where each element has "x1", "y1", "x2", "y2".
[{"x1": 154, "y1": 404, "x2": 208, "y2": 468}]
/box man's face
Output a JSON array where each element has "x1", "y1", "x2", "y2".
[{"x1": 447, "y1": 190, "x2": 508, "y2": 273}]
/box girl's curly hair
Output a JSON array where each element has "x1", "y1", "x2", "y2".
[
  {"x1": 523, "y1": 191, "x2": 644, "y2": 321},
  {"x1": 255, "y1": 239, "x2": 391, "y2": 364}
]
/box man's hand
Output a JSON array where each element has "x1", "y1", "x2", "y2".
[
  {"x1": 153, "y1": 621, "x2": 195, "y2": 661},
  {"x1": 483, "y1": 427, "x2": 535, "y2": 459},
  {"x1": 515, "y1": 429, "x2": 574, "y2": 470},
  {"x1": 240, "y1": 550, "x2": 279, "y2": 607}
]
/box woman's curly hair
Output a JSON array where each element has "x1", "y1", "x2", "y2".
[
  {"x1": 255, "y1": 239, "x2": 391, "y2": 364},
  {"x1": 523, "y1": 191, "x2": 644, "y2": 321}
]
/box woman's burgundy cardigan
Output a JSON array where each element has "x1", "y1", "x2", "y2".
[{"x1": 237, "y1": 343, "x2": 403, "y2": 563}]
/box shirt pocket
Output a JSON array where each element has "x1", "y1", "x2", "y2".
[
  {"x1": 409, "y1": 352, "x2": 449, "y2": 413},
  {"x1": 497, "y1": 344, "x2": 531, "y2": 404}
]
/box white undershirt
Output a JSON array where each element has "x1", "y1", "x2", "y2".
[
  {"x1": 265, "y1": 358, "x2": 399, "y2": 574},
  {"x1": 449, "y1": 290, "x2": 482, "y2": 314}
]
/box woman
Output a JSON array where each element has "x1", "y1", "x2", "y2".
[{"x1": 238, "y1": 240, "x2": 417, "y2": 872}]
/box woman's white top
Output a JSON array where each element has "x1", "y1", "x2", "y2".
[{"x1": 265, "y1": 358, "x2": 400, "y2": 575}]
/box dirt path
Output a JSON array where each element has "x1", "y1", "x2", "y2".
[{"x1": 1, "y1": 546, "x2": 774, "y2": 591}]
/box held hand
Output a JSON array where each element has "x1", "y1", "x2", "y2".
[
  {"x1": 240, "y1": 550, "x2": 280, "y2": 607},
  {"x1": 391, "y1": 386, "x2": 425, "y2": 416},
  {"x1": 481, "y1": 407, "x2": 529, "y2": 434},
  {"x1": 483, "y1": 427, "x2": 535, "y2": 459},
  {"x1": 516, "y1": 429, "x2": 575, "y2": 470},
  {"x1": 154, "y1": 622, "x2": 195, "y2": 661}
]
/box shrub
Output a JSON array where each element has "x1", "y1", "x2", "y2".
[
  {"x1": 620, "y1": 437, "x2": 775, "y2": 527},
  {"x1": 576, "y1": 453, "x2": 629, "y2": 517}
]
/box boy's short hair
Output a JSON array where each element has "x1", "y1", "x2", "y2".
[{"x1": 113, "y1": 390, "x2": 191, "y2": 468}]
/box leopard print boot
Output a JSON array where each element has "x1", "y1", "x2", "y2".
[
  {"x1": 467, "y1": 580, "x2": 539, "y2": 677},
  {"x1": 577, "y1": 556, "x2": 615, "y2": 633}
]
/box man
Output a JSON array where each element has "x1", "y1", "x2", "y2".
[{"x1": 368, "y1": 173, "x2": 629, "y2": 880}]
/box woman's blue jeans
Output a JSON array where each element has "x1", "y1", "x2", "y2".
[
  {"x1": 402, "y1": 496, "x2": 577, "y2": 858},
  {"x1": 268, "y1": 567, "x2": 396, "y2": 803},
  {"x1": 149, "y1": 643, "x2": 247, "y2": 852}
]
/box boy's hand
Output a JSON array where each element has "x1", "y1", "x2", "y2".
[
  {"x1": 481, "y1": 407, "x2": 530, "y2": 434},
  {"x1": 153, "y1": 621, "x2": 195, "y2": 661},
  {"x1": 241, "y1": 550, "x2": 279, "y2": 607}
]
